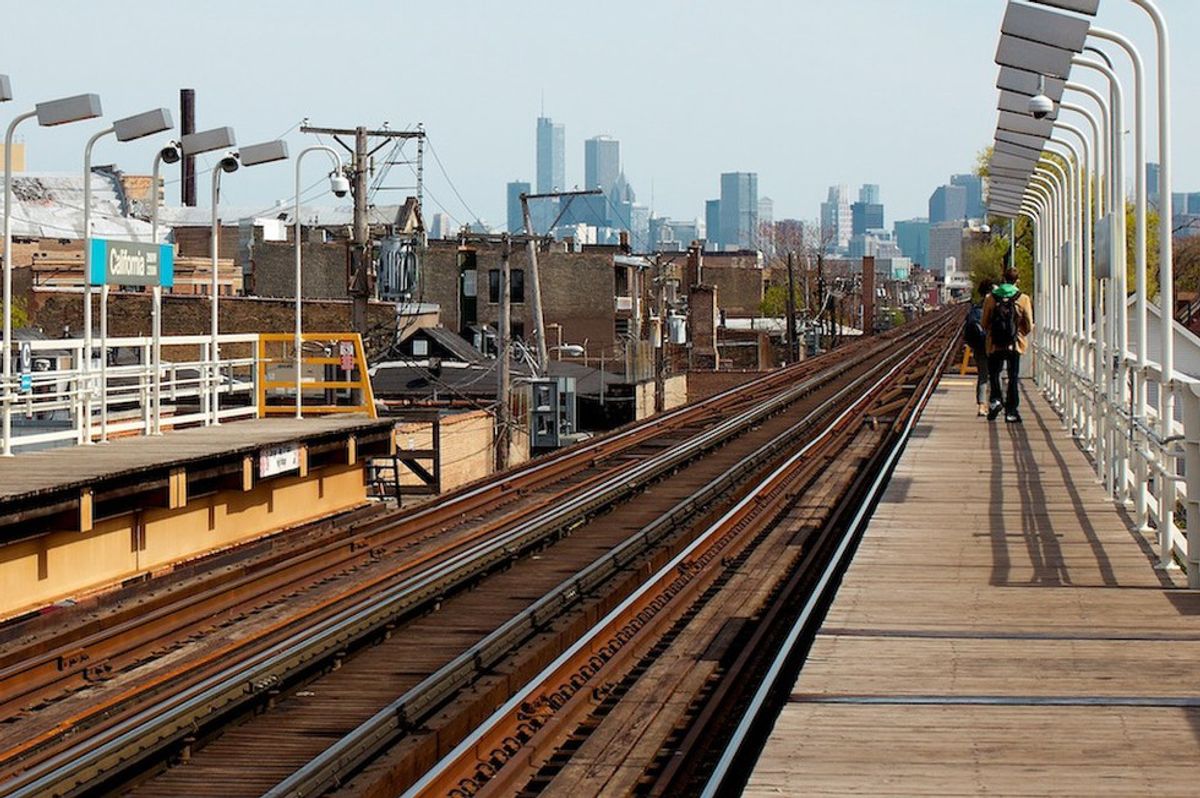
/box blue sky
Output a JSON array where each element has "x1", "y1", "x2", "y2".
[{"x1": 3, "y1": 0, "x2": 1197, "y2": 228}]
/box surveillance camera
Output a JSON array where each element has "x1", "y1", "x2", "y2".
[
  {"x1": 330, "y1": 174, "x2": 350, "y2": 198},
  {"x1": 159, "y1": 144, "x2": 181, "y2": 165},
  {"x1": 1028, "y1": 94, "x2": 1054, "y2": 120},
  {"x1": 219, "y1": 155, "x2": 240, "y2": 174}
]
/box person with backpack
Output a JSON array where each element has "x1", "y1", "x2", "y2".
[
  {"x1": 981, "y1": 267, "x2": 1034, "y2": 423},
  {"x1": 964, "y1": 278, "x2": 994, "y2": 416}
]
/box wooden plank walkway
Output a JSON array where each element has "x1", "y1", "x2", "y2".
[
  {"x1": 745, "y1": 375, "x2": 1200, "y2": 796},
  {"x1": 0, "y1": 415, "x2": 390, "y2": 502}
]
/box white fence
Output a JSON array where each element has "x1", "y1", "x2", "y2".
[
  {"x1": 2, "y1": 332, "x2": 260, "y2": 453},
  {"x1": 1034, "y1": 332, "x2": 1200, "y2": 586}
]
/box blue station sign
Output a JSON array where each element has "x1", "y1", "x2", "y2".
[{"x1": 88, "y1": 238, "x2": 174, "y2": 288}]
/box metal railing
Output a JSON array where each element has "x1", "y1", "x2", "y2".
[
  {"x1": 1, "y1": 331, "x2": 373, "y2": 453},
  {"x1": 1033, "y1": 333, "x2": 1200, "y2": 586}
]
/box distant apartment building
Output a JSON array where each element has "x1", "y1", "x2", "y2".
[
  {"x1": 719, "y1": 172, "x2": 758, "y2": 251},
  {"x1": 927, "y1": 222, "x2": 964, "y2": 276},
  {"x1": 929, "y1": 184, "x2": 968, "y2": 225},
  {"x1": 506, "y1": 181, "x2": 530, "y2": 234},
  {"x1": 951, "y1": 174, "x2": 985, "y2": 219},
  {"x1": 820, "y1": 185, "x2": 852, "y2": 253},
  {"x1": 894, "y1": 218, "x2": 930, "y2": 267}
]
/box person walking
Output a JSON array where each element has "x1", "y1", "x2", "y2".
[
  {"x1": 963, "y1": 278, "x2": 994, "y2": 416},
  {"x1": 981, "y1": 267, "x2": 1034, "y2": 423}
]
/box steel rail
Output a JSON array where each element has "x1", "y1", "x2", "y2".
[
  {"x1": 397, "y1": 317, "x2": 956, "y2": 798},
  {"x1": 0, "y1": 334, "x2": 854, "y2": 736},
  {"x1": 697, "y1": 314, "x2": 958, "y2": 798},
  {"x1": 258, "y1": 321, "x2": 950, "y2": 798},
  {"x1": 0, "y1": 323, "x2": 925, "y2": 798}
]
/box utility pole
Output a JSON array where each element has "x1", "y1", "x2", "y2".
[
  {"x1": 816, "y1": 250, "x2": 826, "y2": 351},
  {"x1": 655, "y1": 255, "x2": 667, "y2": 413},
  {"x1": 785, "y1": 250, "x2": 798, "y2": 362},
  {"x1": 519, "y1": 188, "x2": 602, "y2": 372},
  {"x1": 300, "y1": 123, "x2": 425, "y2": 337},
  {"x1": 496, "y1": 233, "x2": 512, "y2": 471}
]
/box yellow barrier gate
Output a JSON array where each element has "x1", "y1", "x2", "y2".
[{"x1": 256, "y1": 333, "x2": 377, "y2": 418}]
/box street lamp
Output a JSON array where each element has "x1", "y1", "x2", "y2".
[
  {"x1": 292, "y1": 145, "x2": 346, "y2": 418},
  {"x1": 3, "y1": 92, "x2": 103, "y2": 457},
  {"x1": 84, "y1": 107, "x2": 174, "y2": 443},
  {"x1": 148, "y1": 142, "x2": 181, "y2": 435},
  {"x1": 208, "y1": 139, "x2": 288, "y2": 425}
]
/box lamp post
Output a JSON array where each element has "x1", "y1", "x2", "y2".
[
  {"x1": 149, "y1": 143, "x2": 181, "y2": 435},
  {"x1": 292, "y1": 146, "x2": 346, "y2": 418},
  {"x1": 83, "y1": 108, "x2": 173, "y2": 443},
  {"x1": 208, "y1": 139, "x2": 288, "y2": 425},
  {"x1": 3, "y1": 92, "x2": 103, "y2": 457}
]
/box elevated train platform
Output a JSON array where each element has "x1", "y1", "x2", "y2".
[
  {"x1": 0, "y1": 416, "x2": 394, "y2": 619},
  {"x1": 746, "y1": 375, "x2": 1200, "y2": 796}
]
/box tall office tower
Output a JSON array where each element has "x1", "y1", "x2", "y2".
[
  {"x1": 950, "y1": 173, "x2": 985, "y2": 219},
  {"x1": 584, "y1": 136, "x2": 621, "y2": 195},
  {"x1": 851, "y1": 184, "x2": 884, "y2": 236},
  {"x1": 820, "y1": 185, "x2": 853, "y2": 252},
  {"x1": 536, "y1": 116, "x2": 565, "y2": 194},
  {"x1": 506, "y1": 181, "x2": 530, "y2": 233},
  {"x1": 1147, "y1": 162, "x2": 1161, "y2": 208},
  {"x1": 929, "y1": 184, "x2": 968, "y2": 225},
  {"x1": 894, "y1": 218, "x2": 931, "y2": 267},
  {"x1": 705, "y1": 199, "x2": 722, "y2": 250},
  {"x1": 719, "y1": 172, "x2": 759, "y2": 251}
]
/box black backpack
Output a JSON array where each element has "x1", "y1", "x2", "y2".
[
  {"x1": 990, "y1": 291, "x2": 1020, "y2": 349},
  {"x1": 963, "y1": 304, "x2": 986, "y2": 349}
]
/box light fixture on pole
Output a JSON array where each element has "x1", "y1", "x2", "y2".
[
  {"x1": 149, "y1": 142, "x2": 181, "y2": 435},
  {"x1": 84, "y1": 107, "x2": 173, "y2": 444},
  {"x1": 292, "y1": 145, "x2": 346, "y2": 418},
  {"x1": 3, "y1": 92, "x2": 103, "y2": 457},
  {"x1": 208, "y1": 139, "x2": 288, "y2": 425}
]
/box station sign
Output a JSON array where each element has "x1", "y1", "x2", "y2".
[
  {"x1": 87, "y1": 238, "x2": 175, "y2": 288},
  {"x1": 259, "y1": 443, "x2": 301, "y2": 478},
  {"x1": 18, "y1": 342, "x2": 31, "y2": 394}
]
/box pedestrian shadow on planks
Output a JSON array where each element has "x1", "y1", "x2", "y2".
[{"x1": 982, "y1": 381, "x2": 1153, "y2": 590}]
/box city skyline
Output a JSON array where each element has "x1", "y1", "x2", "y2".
[{"x1": 4, "y1": 1, "x2": 1199, "y2": 231}]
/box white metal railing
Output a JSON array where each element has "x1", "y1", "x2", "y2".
[
  {"x1": 1033, "y1": 332, "x2": 1200, "y2": 586},
  {"x1": 1, "y1": 332, "x2": 259, "y2": 453}
]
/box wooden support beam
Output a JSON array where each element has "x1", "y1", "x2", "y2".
[
  {"x1": 79, "y1": 488, "x2": 94, "y2": 533},
  {"x1": 168, "y1": 467, "x2": 188, "y2": 509}
]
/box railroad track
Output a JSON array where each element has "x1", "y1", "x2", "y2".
[
  {"x1": 398, "y1": 310, "x2": 959, "y2": 798},
  {"x1": 0, "y1": 309, "x2": 959, "y2": 797},
  {"x1": 0, "y1": 342, "x2": 835, "y2": 756}
]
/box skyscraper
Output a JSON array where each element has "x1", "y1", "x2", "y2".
[
  {"x1": 584, "y1": 136, "x2": 621, "y2": 196},
  {"x1": 929, "y1": 184, "x2": 968, "y2": 225},
  {"x1": 719, "y1": 172, "x2": 758, "y2": 251},
  {"x1": 536, "y1": 116, "x2": 565, "y2": 194},
  {"x1": 820, "y1": 185, "x2": 852, "y2": 253},
  {"x1": 1147, "y1": 162, "x2": 1161, "y2": 208},
  {"x1": 506, "y1": 180, "x2": 530, "y2": 234},
  {"x1": 705, "y1": 199, "x2": 721, "y2": 250},
  {"x1": 851, "y1": 184, "x2": 884, "y2": 236},
  {"x1": 894, "y1": 218, "x2": 930, "y2": 267},
  {"x1": 950, "y1": 174, "x2": 984, "y2": 219}
]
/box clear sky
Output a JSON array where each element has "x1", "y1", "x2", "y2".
[{"x1": 2, "y1": 0, "x2": 1197, "y2": 228}]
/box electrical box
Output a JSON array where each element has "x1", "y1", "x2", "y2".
[{"x1": 530, "y1": 376, "x2": 577, "y2": 451}]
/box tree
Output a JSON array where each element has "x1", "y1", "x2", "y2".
[
  {"x1": 760, "y1": 284, "x2": 791, "y2": 317},
  {"x1": 11, "y1": 297, "x2": 28, "y2": 329}
]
